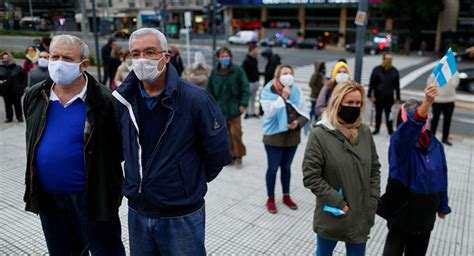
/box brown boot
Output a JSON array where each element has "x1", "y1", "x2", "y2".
[
  {"x1": 266, "y1": 197, "x2": 277, "y2": 214},
  {"x1": 283, "y1": 195, "x2": 298, "y2": 210}
]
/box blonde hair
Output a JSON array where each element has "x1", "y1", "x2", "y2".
[
  {"x1": 273, "y1": 64, "x2": 294, "y2": 78},
  {"x1": 326, "y1": 80, "x2": 366, "y2": 126}
]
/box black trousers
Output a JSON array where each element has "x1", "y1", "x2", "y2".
[
  {"x1": 3, "y1": 95, "x2": 23, "y2": 121},
  {"x1": 430, "y1": 102, "x2": 455, "y2": 140},
  {"x1": 382, "y1": 228, "x2": 431, "y2": 256},
  {"x1": 375, "y1": 101, "x2": 393, "y2": 133}
]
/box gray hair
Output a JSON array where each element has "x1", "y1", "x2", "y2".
[
  {"x1": 50, "y1": 35, "x2": 90, "y2": 60},
  {"x1": 129, "y1": 28, "x2": 168, "y2": 52}
]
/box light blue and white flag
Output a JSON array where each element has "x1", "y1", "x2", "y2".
[{"x1": 432, "y1": 48, "x2": 457, "y2": 87}]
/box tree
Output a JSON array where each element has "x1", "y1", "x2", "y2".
[{"x1": 382, "y1": 0, "x2": 444, "y2": 53}]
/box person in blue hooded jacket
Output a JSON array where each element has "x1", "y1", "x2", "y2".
[
  {"x1": 260, "y1": 64, "x2": 309, "y2": 214},
  {"x1": 378, "y1": 85, "x2": 451, "y2": 256},
  {"x1": 113, "y1": 28, "x2": 232, "y2": 255}
]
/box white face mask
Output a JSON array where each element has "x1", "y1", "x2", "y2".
[
  {"x1": 335, "y1": 73, "x2": 349, "y2": 84},
  {"x1": 48, "y1": 60, "x2": 83, "y2": 86},
  {"x1": 38, "y1": 58, "x2": 49, "y2": 67},
  {"x1": 279, "y1": 74, "x2": 294, "y2": 87},
  {"x1": 132, "y1": 57, "x2": 166, "y2": 83}
]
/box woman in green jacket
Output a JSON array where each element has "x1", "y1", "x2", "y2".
[{"x1": 302, "y1": 80, "x2": 381, "y2": 256}]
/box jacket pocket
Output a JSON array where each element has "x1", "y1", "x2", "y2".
[{"x1": 317, "y1": 207, "x2": 353, "y2": 239}]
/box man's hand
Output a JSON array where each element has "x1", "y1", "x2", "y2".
[
  {"x1": 287, "y1": 120, "x2": 298, "y2": 130},
  {"x1": 425, "y1": 84, "x2": 438, "y2": 104},
  {"x1": 282, "y1": 86, "x2": 291, "y2": 100},
  {"x1": 438, "y1": 212, "x2": 446, "y2": 220},
  {"x1": 370, "y1": 96, "x2": 376, "y2": 103},
  {"x1": 239, "y1": 106, "x2": 246, "y2": 114}
]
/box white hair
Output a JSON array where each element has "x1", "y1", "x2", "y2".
[
  {"x1": 129, "y1": 28, "x2": 168, "y2": 52},
  {"x1": 50, "y1": 34, "x2": 90, "y2": 60}
]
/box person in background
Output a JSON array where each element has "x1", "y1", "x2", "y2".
[
  {"x1": 108, "y1": 46, "x2": 122, "y2": 90},
  {"x1": 28, "y1": 51, "x2": 50, "y2": 88},
  {"x1": 23, "y1": 34, "x2": 125, "y2": 255},
  {"x1": 168, "y1": 44, "x2": 185, "y2": 77},
  {"x1": 0, "y1": 52, "x2": 27, "y2": 123},
  {"x1": 315, "y1": 61, "x2": 350, "y2": 116},
  {"x1": 242, "y1": 44, "x2": 260, "y2": 118},
  {"x1": 114, "y1": 49, "x2": 132, "y2": 88},
  {"x1": 308, "y1": 61, "x2": 326, "y2": 121},
  {"x1": 23, "y1": 45, "x2": 40, "y2": 74},
  {"x1": 183, "y1": 51, "x2": 212, "y2": 88},
  {"x1": 260, "y1": 64, "x2": 309, "y2": 214},
  {"x1": 114, "y1": 28, "x2": 231, "y2": 255},
  {"x1": 378, "y1": 85, "x2": 451, "y2": 256},
  {"x1": 261, "y1": 48, "x2": 281, "y2": 85},
  {"x1": 426, "y1": 72, "x2": 459, "y2": 146},
  {"x1": 303, "y1": 80, "x2": 381, "y2": 256},
  {"x1": 207, "y1": 47, "x2": 249, "y2": 168},
  {"x1": 101, "y1": 36, "x2": 117, "y2": 85},
  {"x1": 368, "y1": 53, "x2": 401, "y2": 135},
  {"x1": 38, "y1": 35, "x2": 52, "y2": 52}
]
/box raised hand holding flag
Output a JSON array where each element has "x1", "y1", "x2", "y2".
[{"x1": 432, "y1": 48, "x2": 458, "y2": 87}]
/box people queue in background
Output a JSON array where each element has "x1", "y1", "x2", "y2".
[{"x1": 0, "y1": 30, "x2": 451, "y2": 255}]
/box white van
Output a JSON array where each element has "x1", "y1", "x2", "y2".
[{"x1": 228, "y1": 30, "x2": 257, "y2": 45}]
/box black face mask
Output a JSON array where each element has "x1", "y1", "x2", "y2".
[{"x1": 338, "y1": 106, "x2": 360, "y2": 124}]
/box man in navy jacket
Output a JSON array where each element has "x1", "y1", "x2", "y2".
[{"x1": 113, "y1": 28, "x2": 231, "y2": 255}]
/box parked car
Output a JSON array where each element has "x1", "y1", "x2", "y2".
[
  {"x1": 19, "y1": 16, "x2": 41, "y2": 30},
  {"x1": 456, "y1": 46, "x2": 474, "y2": 62},
  {"x1": 346, "y1": 33, "x2": 392, "y2": 55},
  {"x1": 459, "y1": 68, "x2": 474, "y2": 93},
  {"x1": 259, "y1": 33, "x2": 296, "y2": 48},
  {"x1": 228, "y1": 30, "x2": 257, "y2": 45},
  {"x1": 296, "y1": 38, "x2": 325, "y2": 49}
]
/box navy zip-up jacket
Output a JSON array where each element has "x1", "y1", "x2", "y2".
[
  {"x1": 113, "y1": 64, "x2": 232, "y2": 218},
  {"x1": 378, "y1": 110, "x2": 451, "y2": 233}
]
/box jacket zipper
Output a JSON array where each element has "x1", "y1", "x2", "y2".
[
  {"x1": 144, "y1": 97, "x2": 175, "y2": 172},
  {"x1": 29, "y1": 91, "x2": 49, "y2": 195},
  {"x1": 427, "y1": 152, "x2": 432, "y2": 193},
  {"x1": 83, "y1": 126, "x2": 94, "y2": 181}
]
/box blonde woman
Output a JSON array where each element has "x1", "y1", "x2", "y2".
[{"x1": 302, "y1": 80, "x2": 381, "y2": 255}]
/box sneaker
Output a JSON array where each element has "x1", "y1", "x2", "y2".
[
  {"x1": 4, "y1": 119, "x2": 12, "y2": 123},
  {"x1": 17, "y1": 118, "x2": 24, "y2": 123},
  {"x1": 244, "y1": 114, "x2": 250, "y2": 119},
  {"x1": 372, "y1": 130, "x2": 380, "y2": 135},
  {"x1": 283, "y1": 195, "x2": 298, "y2": 210},
  {"x1": 442, "y1": 139, "x2": 453, "y2": 146},
  {"x1": 266, "y1": 197, "x2": 277, "y2": 214}
]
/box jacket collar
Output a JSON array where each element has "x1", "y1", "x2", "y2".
[{"x1": 116, "y1": 63, "x2": 179, "y2": 105}]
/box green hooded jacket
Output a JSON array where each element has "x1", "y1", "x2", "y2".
[
  {"x1": 302, "y1": 118, "x2": 381, "y2": 244},
  {"x1": 206, "y1": 63, "x2": 250, "y2": 119}
]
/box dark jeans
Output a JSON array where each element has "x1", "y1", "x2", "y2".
[
  {"x1": 128, "y1": 205, "x2": 206, "y2": 256},
  {"x1": 430, "y1": 102, "x2": 455, "y2": 140},
  {"x1": 375, "y1": 102, "x2": 393, "y2": 133},
  {"x1": 382, "y1": 228, "x2": 431, "y2": 256},
  {"x1": 264, "y1": 144, "x2": 298, "y2": 197},
  {"x1": 39, "y1": 192, "x2": 125, "y2": 256},
  {"x1": 310, "y1": 100, "x2": 318, "y2": 122},
  {"x1": 316, "y1": 235, "x2": 366, "y2": 256},
  {"x1": 3, "y1": 95, "x2": 22, "y2": 121}
]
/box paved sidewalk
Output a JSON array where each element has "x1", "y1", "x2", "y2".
[{"x1": 0, "y1": 110, "x2": 473, "y2": 254}]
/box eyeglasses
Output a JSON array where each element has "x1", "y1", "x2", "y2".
[{"x1": 130, "y1": 50, "x2": 167, "y2": 60}]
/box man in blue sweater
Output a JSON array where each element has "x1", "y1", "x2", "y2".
[
  {"x1": 23, "y1": 35, "x2": 125, "y2": 255},
  {"x1": 113, "y1": 28, "x2": 232, "y2": 255}
]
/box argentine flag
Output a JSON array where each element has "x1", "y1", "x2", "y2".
[{"x1": 432, "y1": 48, "x2": 457, "y2": 87}]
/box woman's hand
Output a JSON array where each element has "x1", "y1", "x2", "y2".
[
  {"x1": 417, "y1": 84, "x2": 438, "y2": 118},
  {"x1": 438, "y1": 212, "x2": 446, "y2": 220},
  {"x1": 287, "y1": 120, "x2": 298, "y2": 130},
  {"x1": 282, "y1": 86, "x2": 291, "y2": 100},
  {"x1": 342, "y1": 205, "x2": 349, "y2": 213}
]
